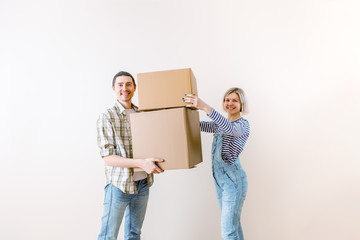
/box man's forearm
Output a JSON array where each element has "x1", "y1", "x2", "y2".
[
  {"x1": 103, "y1": 155, "x2": 164, "y2": 174},
  {"x1": 103, "y1": 155, "x2": 144, "y2": 168}
]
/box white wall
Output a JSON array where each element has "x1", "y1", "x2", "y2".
[{"x1": 1, "y1": 0, "x2": 359, "y2": 239}]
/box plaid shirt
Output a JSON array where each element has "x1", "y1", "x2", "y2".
[{"x1": 97, "y1": 101, "x2": 154, "y2": 194}]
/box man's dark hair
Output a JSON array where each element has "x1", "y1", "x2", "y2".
[{"x1": 112, "y1": 71, "x2": 136, "y2": 87}]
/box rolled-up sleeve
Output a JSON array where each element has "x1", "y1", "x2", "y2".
[{"x1": 97, "y1": 113, "x2": 115, "y2": 157}]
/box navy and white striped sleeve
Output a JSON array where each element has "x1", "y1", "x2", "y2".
[
  {"x1": 200, "y1": 121, "x2": 216, "y2": 133},
  {"x1": 207, "y1": 108, "x2": 248, "y2": 137}
]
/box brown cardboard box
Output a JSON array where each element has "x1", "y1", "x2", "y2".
[
  {"x1": 137, "y1": 68, "x2": 198, "y2": 110},
  {"x1": 130, "y1": 107, "x2": 202, "y2": 170}
]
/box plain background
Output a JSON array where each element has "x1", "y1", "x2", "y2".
[{"x1": 1, "y1": 0, "x2": 360, "y2": 239}]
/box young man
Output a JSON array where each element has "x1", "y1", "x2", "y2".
[{"x1": 97, "y1": 71, "x2": 164, "y2": 240}]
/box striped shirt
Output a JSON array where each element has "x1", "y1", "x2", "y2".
[
  {"x1": 96, "y1": 101, "x2": 154, "y2": 194},
  {"x1": 200, "y1": 108, "x2": 250, "y2": 165}
]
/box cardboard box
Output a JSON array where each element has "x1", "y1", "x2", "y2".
[
  {"x1": 137, "y1": 68, "x2": 198, "y2": 110},
  {"x1": 130, "y1": 107, "x2": 202, "y2": 170}
]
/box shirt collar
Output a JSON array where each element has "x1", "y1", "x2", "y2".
[{"x1": 115, "y1": 100, "x2": 139, "y2": 114}]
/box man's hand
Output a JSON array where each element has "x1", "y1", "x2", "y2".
[{"x1": 141, "y1": 158, "x2": 165, "y2": 174}]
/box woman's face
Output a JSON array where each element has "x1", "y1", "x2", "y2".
[{"x1": 223, "y1": 92, "x2": 242, "y2": 116}]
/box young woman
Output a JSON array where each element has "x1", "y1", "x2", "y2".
[{"x1": 184, "y1": 87, "x2": 250, "y2": 240}]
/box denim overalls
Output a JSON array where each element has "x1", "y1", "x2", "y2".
[{"x1": 212, "y1": 134, "x2": 248, "y2": 240}]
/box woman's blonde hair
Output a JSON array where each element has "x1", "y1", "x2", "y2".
[{"x1": 223, "y1": 87, "x2": 249, "y2": 115}]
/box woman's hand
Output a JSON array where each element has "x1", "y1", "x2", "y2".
[{"x1": 183, "y1": 94, "x2": 212, "y2": 114}]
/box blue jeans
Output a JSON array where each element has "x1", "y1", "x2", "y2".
[
  {"x1": 98, "y1": 179, "x2": 149, "y2": 240},
  {"x1": 212, "y1": 134, "x2": 248, "y2": 240}
]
